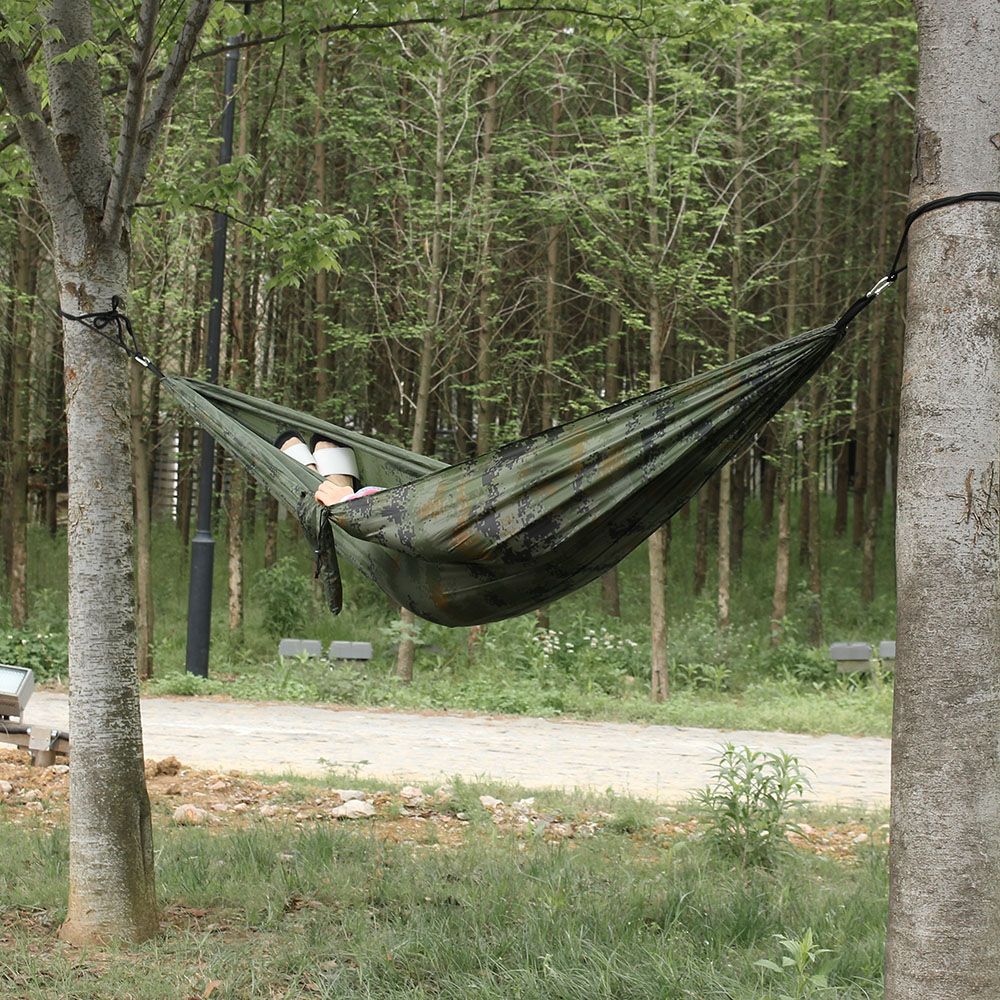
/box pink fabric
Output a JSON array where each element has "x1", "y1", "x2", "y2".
[{"x1": 343, "y1": 486, "x2": 384, "y2": 501}]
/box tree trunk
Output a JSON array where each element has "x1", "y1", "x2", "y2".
[
  {"x1": 397, "y1": 45, "x2": 446, "y2": 683},
  {"x1": 129, "y1": 366, "x2": 154, "y2": 679},
  {"x1": 313, "y1": 36, "x2": 332, "y2": 406},
  {"x1": 718, "y1": 42, "x2": 744, "y2": 631},
  {"x1": 600, "y1": 303, "x2": 623, "y2": 617},
  {"x1": 2, "y1": 201, "x2": 35, "y2": 627},
  {"x1": 693, "y1": 485, "x2": 710, "y2": 597},
  {"x1": 475, "y1": 14, "x2": 499, "y2": 457},
  {"x1": 832, "y1": 415, "x2": 850, "y2": 536},
  {"x1": 885, "y1": 3, "x2": 1000, "y2": 995},
  {"x1": 759, "y1": 428, "x2": 776, "y2": 533},
  {"x1": 57, "y1": 246, "x2": 157, "y2": 944},
  {"x1": 770, "y1": 465, "x2": 790, "y2": 645},
  {"x1": 852, "y1": 356, "x2": 868, "y2": 549},
  {"x1": 645, "y1": 39, "x2": 669, "y2": 701},
  {"x1": 44, "y1": 330, "x2": 66, "y2": 537},
  {"x1": 540, "y1": 46, "x2": 564, "y2": 434}
]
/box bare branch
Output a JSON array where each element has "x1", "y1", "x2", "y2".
[
  {"x1": 104, "y1": 0, "x2": 161, "y2": 243},
  {"x1": 122, "y1": 0, "x2": 214, "y2": 213},
  {"x1": 0, "y1": 38, "x2": 78, "y2": 219}
]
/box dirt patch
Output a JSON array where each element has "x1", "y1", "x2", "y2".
[{"x1": 0, "y1": 748, "x2": 886, "y2": 857}]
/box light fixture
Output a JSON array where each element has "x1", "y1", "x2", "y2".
[{"x1": 0, "y1": 664, "x2": 34, "y2": 719}]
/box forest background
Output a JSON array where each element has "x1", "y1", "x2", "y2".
[{"x1": 0, "y1": 0, "x2": 914, "y2": 736}]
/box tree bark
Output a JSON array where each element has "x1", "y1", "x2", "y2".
[
  {"x1": 130, "y1": 366, "x2": 154, "y2": 679},
  {"x1": 885, "y1": 3, "x2": 1000, "y2": 996},
  {"x1": 600, "y1": 303, "x2": 622, "y2": 617},
  {"x1": 58, "y1": 245, "x2": 158, "y2": 944},
  {"x1": 397, "y1": 41, "x2": 446, "y2": 683},
  {"x1": 770, "y1": 465, "x2": 790, "y2": 645},
  {"x1": 475, "y1": 13, "x2": 499, "y2": 457},
  {"x1": 645, "y1": 39, "x2": 669, "y2": 701},
  {"x1": 2, "y1": 200, "x2": 35, "y2": 627},
  {"x1": 0, "y1": 0, "x2": 214, "y2": 944},
  {"x1": 718, "y1": 41, "x2": 744, "y2": 631}
]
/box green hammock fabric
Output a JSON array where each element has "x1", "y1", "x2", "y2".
[{"x1": 160, "y1": 321, "x2": 844, "y2": 627}]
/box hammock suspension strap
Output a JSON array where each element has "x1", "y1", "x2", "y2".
[
  {"x1": 832, "y1": 189, "x2": 1000, "y2": 334},
  {"x1": 57, "y1": 295, "x2": 165, "y2": 378}
]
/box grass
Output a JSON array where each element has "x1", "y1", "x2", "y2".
[
  {"x1": 0, "y1": 778, "x2": 888, "y2": 999},
  {"x1": 10, "y1": 495, "x2": 897, "y2": 738}
]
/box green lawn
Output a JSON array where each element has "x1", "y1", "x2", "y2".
[{"x1": 0, "y1": 775, "x2": 887, "y2": 1000}]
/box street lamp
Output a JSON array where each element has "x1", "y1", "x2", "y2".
[{"x1": 185, "y1": 2, "x2": 257, "y2": 676}]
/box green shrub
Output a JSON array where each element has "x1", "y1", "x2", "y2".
[
  {"x1": 0, "y1": 628, "x2": 68, "y2": 682},
  {"x1": 256, "y1": 557, "x2": 316, "y2": 638},
  {"x1": 695, "y1": 743, "x2": 809, "y2": 868}
]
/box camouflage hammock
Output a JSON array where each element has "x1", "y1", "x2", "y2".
[
  {"x1": 160, "y1": 321, "x2": 847, "y2": 627},
  {"x1": 59, "y1": 192, "x2": 999, "y2": 626}
]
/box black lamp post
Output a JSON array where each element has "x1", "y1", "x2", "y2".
[{"x1": 185, "y1": 16, "x2": 246, "y2": 677}]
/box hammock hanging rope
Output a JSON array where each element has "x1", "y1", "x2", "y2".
[{"x1": 60, "y1": 191, "x2": 1000, "y2": 627}]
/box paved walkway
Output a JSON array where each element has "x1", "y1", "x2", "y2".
[{"x1": 29, "y1": 692, "x2": 889, "y2": 806}]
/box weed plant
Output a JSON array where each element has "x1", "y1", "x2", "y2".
[{"x1": 695, "y1": 744, "x2": 809, "y2": 868}]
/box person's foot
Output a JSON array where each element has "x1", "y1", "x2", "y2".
[
  {"x1": 276, "y1": 431, "x2": 381, "y2": 506},
  {"x1": 312, "y1": 439, "x2": 356, "y2": 505},
  {"x1": 275, "y1": 430, "x2": 317, "y2": 471}
]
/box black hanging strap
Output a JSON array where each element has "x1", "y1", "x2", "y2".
[
  {"x1": 834, "y1": 189, "x2": 1000, "y2": 335},
  {"x1": 57, "y1": 296, "x2": 165, "y2": 379}
]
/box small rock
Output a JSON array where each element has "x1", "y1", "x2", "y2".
[
  {"x1": 455, "y1": 812, "x2": 470, "y2": 821},
  {"x1": 173, "y1": 804, "x2": 209, "y2": 826},
  {"x1": 23, "y1": 801, "x2": 43, "y2": 812},
  {"x1": 512, "y1": 798, "x2": 536, "y2": 814},
  {"x1": 21, "y1": 789, "x2": 40, "y2": 801},
  {"x1": 331, "y1": 799, "x2": 376, "y2": 820},
  {"x1": 48, "y1": 764, "x2": 69, "y2": 775},
  {"x1": 164, "y1": 783, "x2": 182, "y2": 796},
  {"x1": 852, "y1": 832, "x2": 869, "y2": 845},
  {"x1": 399, "y1": 785, "x2": 425, "y2": 806},
  {"x1": 259, "y1": 804, "x2": 282, "y2": 818},
  {"x1": 207, "y1": 780, "x2": 228, "y2": 792},
  {"x1": 210, "y1": 803, "x2": 229, "y2": 813},
  {"x1": 154, "y1": 756, "x2": 182, "y2": 777},
  {"x1": 479, "y1": 795, "x2": 503, "y2": 812},
  {"x1": 798, "y1": 823, "x2": 816, "y2": 837},
  {"x1": 332, "y1": 789, "x2": 366, "y2": 802},
  {"x1": 232, "y1": 802, "x2": 249, "y2": 813},
  {"x1": 0, "y1": 780, "x2": 13, "y2": 796}
]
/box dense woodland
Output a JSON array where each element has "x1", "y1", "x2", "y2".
[{"x1": 1, "y1": 1, "x2": 915, "y2": 687}]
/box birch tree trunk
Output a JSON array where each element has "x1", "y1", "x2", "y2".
[
  {"x1": 58, "y1": 241, "x2": 158, "y2": 945},
  {"x1": 0, "y1": 0, "x2": 215, "y2": 944},
  {"x1": 885, "y1": 2, "x2": 1000, "y2": 995}
]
